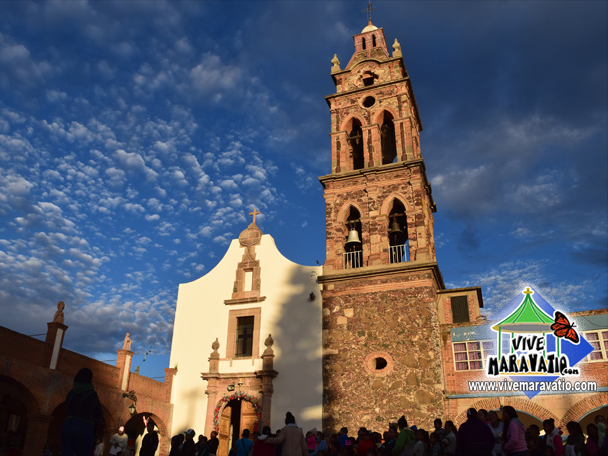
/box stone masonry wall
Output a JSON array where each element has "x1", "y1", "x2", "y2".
[{"x1": 321, "y1": 268, "x2": 445, "y2": 433}]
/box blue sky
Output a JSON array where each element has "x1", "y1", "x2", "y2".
[{"x1": 0, "y1": 1, "x2": 606, "y2": 379}]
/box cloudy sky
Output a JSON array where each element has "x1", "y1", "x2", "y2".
[{"x1": 0, "y1": 1, "x2": 606, "y2": 379}]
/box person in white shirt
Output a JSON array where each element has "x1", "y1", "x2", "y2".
[
  {"x1": 94, "y1": 438, "x2": 104, "y2": 456},
  {"x1": 487, "y1": 411, "x2": 503, "y2": 456},
  {"x1": 111, "y1": 427, "x2": 129, "y2": 455},
  {"x1": 441, "y1": 421, "x2": 457, "y2": 456}
]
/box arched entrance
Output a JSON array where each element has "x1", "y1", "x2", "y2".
[
  {"x1": 123, "y1": 412, "x2": 164, "y2": 456},
  {"x1": 577, "y1": 405, "x2": 608, "y2": 436},
  {"x1": 214, "y1": 394, "x2": 261, "y2": 456},
  {"x1": 0, "y1": 375, "x2": 40, "y2": 454}
]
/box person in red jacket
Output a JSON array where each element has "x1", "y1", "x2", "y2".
[{"x1": 253, "y1": 426, "x2": 277, "y2": 456}]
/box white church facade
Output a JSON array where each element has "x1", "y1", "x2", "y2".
[{"x1": 169, "y1": 220, "x2": 323, "y2": 450}]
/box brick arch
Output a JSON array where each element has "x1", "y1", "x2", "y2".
[
  {"x1": 380, "y1": 193, "x2": 412, "y2": 215},
  {"x1": 561, "y1": 392, "x2": 608, "y2": 426},
  {"x1": 336, "y1": 202, "x2": 365, "y2": 234},
  {"x1": 0, "y1": 373, "x2": 41, "y2": 416},
  {"x1": 372, "y1": 107, "x2": 398, "y2": 126},
  {"x1": 453, "y1": 398, "x2": 559, "y2": 427},
  {"x1": 340, "y1": 114, "x2": 367, "y2": 132}
]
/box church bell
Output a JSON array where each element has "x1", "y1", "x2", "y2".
[
  {"x1": 345, "y1": 228, "x2": 362, "y2": 248},
  {"x1": 389, "y1": 218, "x2": 403, "y2": 235}
]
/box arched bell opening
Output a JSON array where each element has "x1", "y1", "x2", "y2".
[
  {"x1": 380, "y1": 111, "x2": 397, "y2": 165},
  {"x1": 345, "y1": 118, "x2": 364, "y2": 170},
  {"x1": 387, "y1": 199, "x2": 409, "y2": 263},
  {"x1": 343, "y1": 206, "x2": 363, "y2": 269},
  {"x1": 372, "y1": 35, "x2": 377, "y2": 47},
  {"x1": 362, "y1": 37, "x2": 367, "y2": 50}
]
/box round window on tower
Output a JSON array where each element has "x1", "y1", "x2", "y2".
[
  {"x1": 362, "y1": 96, "x2": 376, "y2": 108},
  {"x1": 364, "y1": 351, "x2": 394, "y2": 376}
]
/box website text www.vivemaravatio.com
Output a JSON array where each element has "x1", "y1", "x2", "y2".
[{"x1": 468, "y1": 379, "x2": 598, "y2": 392}]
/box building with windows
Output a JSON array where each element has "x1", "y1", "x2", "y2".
[{"x1": 169, "y1": 18, "x2": 608, "y2": 450}]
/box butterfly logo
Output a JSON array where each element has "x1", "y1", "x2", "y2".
[{"x1": 551, "y1": 311, "x2": 579, "y2": 344}]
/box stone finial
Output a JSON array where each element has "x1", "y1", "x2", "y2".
[
  {"x1": 331, "y1": 54, "x2": 341, "y2": 73},
  {"x1": 211, "y1": 338, "x2": 220, "y2": 356},
  {"x1": 52, "y1": 301, "x2": 65, "y2": 324},
  {"x1": 123, "y1": 332, "x2": 132, "y2": 351},
  {"x1": 263, "y1": 334, "x2": 274, "y2": 356},
  {"x1": 392, "y1": 39, "x2": 402, "y2": 58}
]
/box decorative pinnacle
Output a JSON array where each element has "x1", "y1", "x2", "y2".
[{"x1": 363, "y1": 1, "x2": 375, "y2": 23}]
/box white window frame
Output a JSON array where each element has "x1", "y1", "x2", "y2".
[
  {"x1": 582, "y1": 330, "x2": 608, "y2": 362},
  {"x1": 452, "y1": 339, "x2": 495, "y2": 372}
]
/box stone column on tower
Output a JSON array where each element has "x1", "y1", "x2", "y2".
[{"x1": 46, "y1": 301, "x2": 68, "y2": 370}]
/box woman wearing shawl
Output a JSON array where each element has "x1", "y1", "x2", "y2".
[
  {"x1": 61, "y1": 368, "x2": 103, "y2": 456},
  {"x1": 501, "y1": 406, "x2": 528, "y2": 456}
]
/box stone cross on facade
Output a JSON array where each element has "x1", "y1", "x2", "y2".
[
  {"x1": 363, "y1": 1, "x2": 375, "y2": 22},
  {"x1": 249, "y1": 208, "x2": 260, "y2": 224}
]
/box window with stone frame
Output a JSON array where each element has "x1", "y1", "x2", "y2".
[
  {"x1": 226, "y1": 308, "x2": 261, "y2": 359},
  {"x1": 582, "y1": 330, "x2": 608, "y2": 362},
  {"x1": 235, "y1": 316, "x2": 254, "y2": 357},
  {"x1": 453, "y1": 340, "x2": 495, "y2": 371}
]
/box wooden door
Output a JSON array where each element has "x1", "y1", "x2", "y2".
[
  {"x1": 240, "y1": 401, "x2": 258, "y2": 436},
  {"x1": 218, "y1": 405, "x2": 232, "y2": 456}
]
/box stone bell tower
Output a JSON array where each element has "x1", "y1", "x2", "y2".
[{"x1": 319, "y1": 18, "x2": 446, "y2": 432}]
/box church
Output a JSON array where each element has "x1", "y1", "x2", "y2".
[
  {"x1": 169, "y1": 15, "x2": 608, "y2": 449},
  {"x1": 0, "y1": 14, "x2": 605, "y2": 456},
  {"x1": 171, "y1": 15, "x2": 474, "y2": 443}
]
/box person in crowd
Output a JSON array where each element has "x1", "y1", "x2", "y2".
[
  {"x1": 235, "y1": 429, "x2": 255, "y2": 456},
  {"x1": 488, "y1": 410, "x2": 504, "y2": 456},
  {"x1": 478, "y1": 410, "x2": 490, "y2": 425},
  {"x1": 595, "y1": 416, "x2": 606, "y2": 450},
  {"x1": 94, "y1": 438, "x2": 104, "y2": 456},
  {"x1": 441, "y1": 422, "x2": 456, "y2": 456},
  {"x1": 253, "y1": 426, "x2": 277, "y2": 456},
  {"x1": 381, "y1": 426, "x2": 398, "y2": 456},
  {"x1": 526, "y1": 437, "x2": 543, "y2": 456},
  {"x1": 111, "y1": 427, "x2": 129, "y2": 455},
  {"x1": 198, "y1": 436, "x2": 209, "y2": 456},
  {"x1": 586, "y1": 423, "x2": 600, "y2": 456},
  {"x1": 208, "y1": 431, "x2": 220, "y2": 456},
  {"x1": 543, "y1": 447, "x2": 554, "y2": 456},
  {"x1": 307, "y1": 430, "x2": 318, "y2": 455},
  {"x1": 356, "y1": 431, "x2": 374, "y2": 456},
  {"x1": 429, "y1": 432, "x2": 442, "y2": 456},
  {"x1": 542, "y1": 419, "x2": 564, "y2": 456},
  {"x1": 267, "y1": 412, "x2": 308, "y2": 456},
  {"x1": 433, "y1": 420, "x2": 445, "y2": 442},
  {"x1": 339, "y1": 429, "x2": 350, "y2": 448},
  {"x1": 392, "y1": 416, "x2": 415, "y2": 456},
  {"x1": 327, "y1": 440, "x2": 340, "y2": 456},
  {"x1": 564, "y1": 422, "x2": 584, "y2": 456},
  {"x1": 61, "y1": 368, "x2": 103, "y2": 456},
  {"x1": 317, "y1": 432, "x2": 328, "y2": 454},
  {"x1": 501, "y1": 406, "x2": 527, "y2": 456},
  {"x1": 456, "y1": 408, "x2": 494, "y2": 456},
  {"x1": 170, "y1": 435, "x2": 185, "y2": 456},
  {"x1": 412, "y1": 429, "x2": 429, "y2": 456},
  {"x1": 526, "y1": 426, "x2": 544, "y2": 454},
  {"x1": 140, "y1": 420, "x2": 159, "y2": 456}
]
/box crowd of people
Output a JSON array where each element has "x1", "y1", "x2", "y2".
[
  {"x1": 171, "y1": 409, "x2": 608, "y2": 456},
  {"x1": 44, "y1": 369, "x2": 608, "y2": 456}
]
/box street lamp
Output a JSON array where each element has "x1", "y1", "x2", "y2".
[{"x1": 128, "y1": 403, "x2": 136, "y2": 415}]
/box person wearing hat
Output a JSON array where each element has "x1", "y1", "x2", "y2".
[
  {"x1": 140, "y1": 420, "x2": 159, "y2": 456},
  {"x1": 111, "y1": 427, "x2": 128, "y2": 455},
  {"x1": 181, "y1": 429, "x2": 197, "y2": 456}
]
